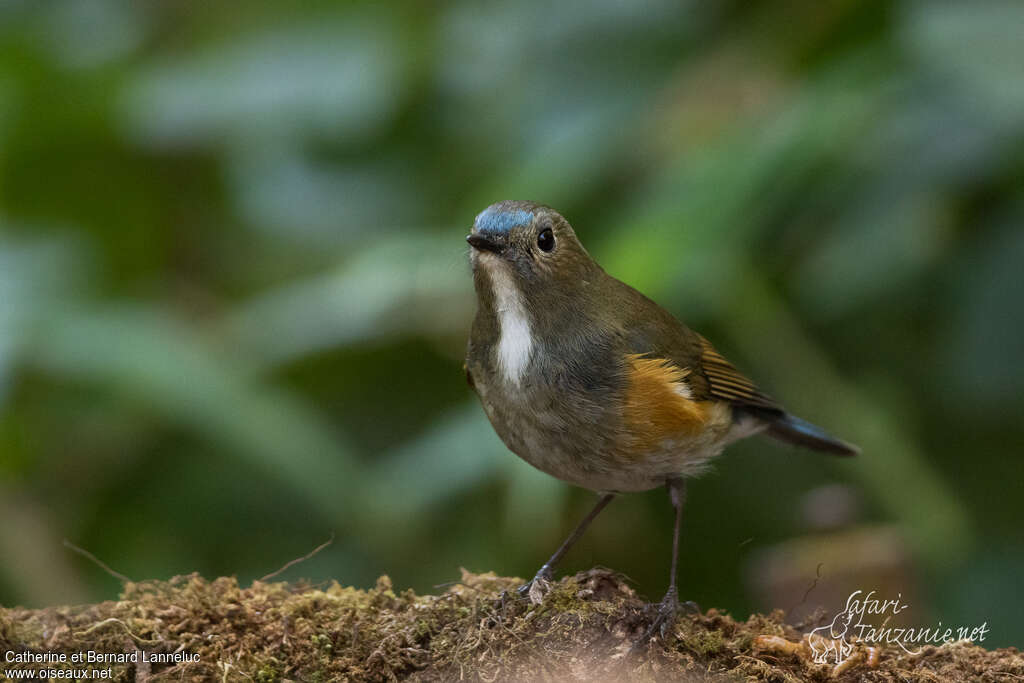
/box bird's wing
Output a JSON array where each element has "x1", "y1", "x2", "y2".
[
  {"x1": 620, "y1": 353, "x2": 717, "y2": 450},
  {"x1": 695, "y1": 335, "x2": 781, "y2": 413},
  {"x1": 695, "y1": 336, "x2": 858, "y2": 454},
  {"x1": 621, "y1": 304, "x2": 857, "y2": 454},
  {"x1": 616, "y1": 283, "x2": 780, "y2": 413}
]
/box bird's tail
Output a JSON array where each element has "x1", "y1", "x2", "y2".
[{"x1": 764, "y1": 413, "x2": 859, "y2": 456}]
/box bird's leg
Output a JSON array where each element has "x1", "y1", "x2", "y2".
[
  {"x1": 515, "y1": 493, "x2": 615, "y2": 602},
  {"x1": 637, "y1": 477, "x2": 695, "y2": 646}
]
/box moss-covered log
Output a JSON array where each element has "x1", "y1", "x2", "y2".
[{"x1": 0, "y1": 569, "x2": 1019, "y2": 681}]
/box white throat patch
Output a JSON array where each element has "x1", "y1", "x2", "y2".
[{"x1": 482, "y1": 256, "x2": 534, "y2": 385}]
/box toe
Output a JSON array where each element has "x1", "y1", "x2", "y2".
[
  {"x1": 631, "y1": 590, "x2": 685, "y2": 651},
  {"x1": 516, "y1": 566, "x2": 555, "y2": 604},
  {"x1": 527, "y1": 577, "x2": 551, "y2": 604}
]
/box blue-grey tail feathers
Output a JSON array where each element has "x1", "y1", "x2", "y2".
[{"x1": 765, "y1": 413, "x2": 859, "y2": 456}]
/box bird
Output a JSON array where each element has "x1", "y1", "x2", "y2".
[{"x1": 463, "y1": 200, "x2": 858, "y2": 641}]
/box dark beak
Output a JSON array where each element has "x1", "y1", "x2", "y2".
[{"x1": 466, "y1": 233, "x2": 506, "y2": 254}]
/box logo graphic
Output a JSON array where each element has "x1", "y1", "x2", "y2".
[{"x1": 808, "y1": 590, "x2": 989, "y2": 667}]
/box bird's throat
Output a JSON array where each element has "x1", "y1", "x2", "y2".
[{"x1": 478, "y1": 256, "x2": 534, "y2": 386}]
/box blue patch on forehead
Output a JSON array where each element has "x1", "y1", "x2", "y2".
[{"x1": 474, "y1": 207, "x2": 534, "y2": 234}]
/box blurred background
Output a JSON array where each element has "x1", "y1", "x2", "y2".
[{"x1": 1, "y1": 0, "x2": 1022, "y2": 648}]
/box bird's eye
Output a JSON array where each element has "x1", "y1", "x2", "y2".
[{"x1": 537, "y1": 228, "x2": 555, "y2": 252}]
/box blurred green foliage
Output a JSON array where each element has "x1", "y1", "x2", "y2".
[{"x1": 1, "y1": 0, "x2": 1022, "y2": 647}]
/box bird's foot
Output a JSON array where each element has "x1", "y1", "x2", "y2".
[
  {"x1": 631, "y1": 587, "x2": 699, "y2": 652},
  {"x1": 645, "y1": 586, "x2": 680, "y2": 643},
  {"x1": 494, "y1": 565, "x2": 554, "y2": 613},
  {"x1": 518, "y1": 565, "x2": 555, "y2": 605}
]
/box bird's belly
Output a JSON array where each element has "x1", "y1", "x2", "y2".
[{"x1": 474, "y1": 374, "x2": 736, "y2": 493}]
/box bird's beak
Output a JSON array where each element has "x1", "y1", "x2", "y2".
[{"x1": 466, "y1": 233, "x2": 507, "y2": 255}]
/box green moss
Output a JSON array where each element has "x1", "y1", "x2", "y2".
[
  {"x1": 0, "y1": 569, "x2": 1014, "y2": 681},
  {"x1": 681, "y1": 627, "x2": 725, "y2": 655},
  {"x1": 730, "y1": 630, "x2": 754, "y2": 652},
  {"x1": 255, "y1": 666, "x2": 278, "y2": 682}
]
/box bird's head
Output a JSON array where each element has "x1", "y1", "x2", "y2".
[{"x1": 466, "y1": 201, "x2": 598, "y2": 295}]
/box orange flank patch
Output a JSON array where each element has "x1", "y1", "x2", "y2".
[{"x1": 622, "y1": 354, "x2": 713, "y2": 456}]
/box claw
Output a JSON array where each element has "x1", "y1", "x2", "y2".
[
  {"x1": 491, "y1": 588, "x2": 512, "y2": 618},
  {"x1": 494, "y1": 565, "x2": 555, "y2": 612},
  {"x1": 518, "y1": 565, "x2": 554, "y2": 604},
  {"x1": 528, "y1": 577, "x2": 551, "y2": 604},
  {"x1": 631, "y1": 587, "x2": 684, "y2": 653},
  {"x1": 652, "y1": 586, "x2": 680, "y2": 639}
]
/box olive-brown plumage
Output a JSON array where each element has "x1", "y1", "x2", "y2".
[{"x1": 464, "y1": 200, "x2": 857, "y2": 638}]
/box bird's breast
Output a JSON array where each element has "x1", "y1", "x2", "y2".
[{"x1": 467, "y1": 342, "x2": 740, "y2": 491}]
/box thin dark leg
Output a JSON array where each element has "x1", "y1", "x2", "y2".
[
  {"x1": 665, "y1": 477, "x2": 686, "y2": 598},
  {"x1": 517, "y1": 492, "x2": 615, "y2": 597},
  {"x1": 632, "y1": 477, "x2": 689, "y2": 649}
]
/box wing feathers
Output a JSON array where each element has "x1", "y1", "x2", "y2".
[
  {"x1": 621, "y1": 354, "x2": 714, "y2": 455},
  {"x1": 698, "y1": 336, "x2": 780, "y2": 411}
]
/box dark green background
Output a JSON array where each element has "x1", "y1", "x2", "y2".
[{"x1": 1, "y1": 0, "x2": 1021, "y2": 648}]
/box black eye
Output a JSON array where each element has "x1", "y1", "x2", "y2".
[{"x1": 537, "y1": 228, "x2": 555, "y2": 252}]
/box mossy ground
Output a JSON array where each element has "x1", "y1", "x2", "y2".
[{"x1": 0, "y1": 569, "x2": 1019, "y2": 681}]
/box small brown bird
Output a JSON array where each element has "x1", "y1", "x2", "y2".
[{"x1": 464, "y1": 201, "x2": 857, "y2": 638}]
